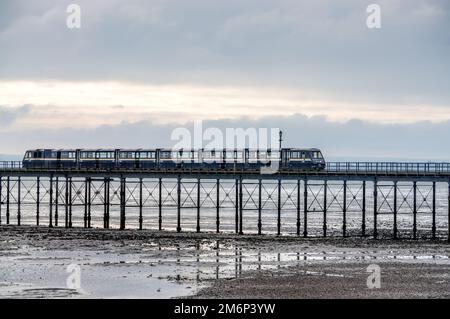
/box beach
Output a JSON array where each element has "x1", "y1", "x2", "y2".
[{"x1": 0, "y1": 226, "x2": 449, "y2": 298}]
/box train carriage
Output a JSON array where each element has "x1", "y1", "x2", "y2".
[{"x1": 23, "y1": 148, "x2": 325, "y2": 171}]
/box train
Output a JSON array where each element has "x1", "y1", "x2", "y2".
[{"x1": 22, "y1": 148, "x2": 326, "y2": 170}]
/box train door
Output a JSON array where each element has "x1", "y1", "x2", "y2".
[
  {"x1": 135, "y1": 151, "x2": 140, "y2": 169},
  {"x1": 281, "y1": 149, "x2": 289, "y2": 168},
  {"x1": 56, "y1": 151, "x2": 62, "y2": 169}
]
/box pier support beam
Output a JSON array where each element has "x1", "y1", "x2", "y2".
[
  {"x1": 84, "y1": 177, "x2": 89, "y2": 228},
  {"x1": 87, "y1": 178, "x2": 92, "y2": 228},
  {"x1": 120, "y1": 177, "x2": 126, "y2": 230},
  {"x1": 235, "y1": 178, "x2": 239, "y2": 234},
  {"x1": 68, "y1": 177, "x2": 72, "y2": 228},
  {"x1": 216, "y1": 179, "x2": 220, "y2": 233},
  {"x1": 323, "y1": 180, "x2": 327, "y2": 237},
  {"x1": 55, "y1": 178, "x2": 59, "y2": 227},
  {"x1": 432, "y1": 181, "x2": 436, "y2": 239},
  {"x1": 303, "y1": 179, "x2": 308, "y2": 238},
  {"x1": 17, "y1": 177, "x2": 21, "y2": 226},
  {"x1": 36, "y1": 177, "x2": 40, "y2": 226},
  {"x1": 258, "y1": 179, "x2": 262, "y2": 235},
  {"x1": 158, "y1": 177, "x2": 162, "y2": 231},
  {"x1": 413, "y1": 181, "x2": 417, "y2": 239},
  {"x1": 239, "y1": 177, "x2": 243, "y2": 235},
  {"x1": 448, "y1": 179, "x2": 450, "y2": 243},
  {"x1": 64, "y1": 177, "x2": 69, "y2": 228},
  {"x1": 6, "y1": 177, "x2": 10, "y2": 225},
  {"x1": 177, "y1": 176, "x2": 181, "y2": 233},
  {"x1": 296, "y1": 179, "x2": 300, "y2": 236},
  {"x1": 343, "y1": 180, "x2": 347, "y2": 237},
  {"x1": 362, "y1": 181, "x2": 366, "y2": 237},
  {"x1": 17, "y1": 176, "x2": 22, "y2": 226},
  {"x1": 393, "y1": 181, "x2": 398, "y2": 239},
  {"x1": 373, "y1": 179, "x2": 378, "y2": 239},
  {"x1": 49, "y1": 176, "x2": 53, "y2": 228},
  {"x1": 104, "y1": 178, "x2": 110, "y2": 229},
  {"x1": 196, "y1": 178, "x2": 200, "y2": 233},
  {"x1": 139, "y1": 178, "x2": 143, "y2": 230},
  {"x1": 0, "y1": 176, "x2": 2, "y2": 225},
  {"x1": 277, "y1": 179, "x2": 281, "y2": 236}
]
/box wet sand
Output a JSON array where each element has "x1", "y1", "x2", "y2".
[{"x1": 0, "y1": 226, "x2": 449, "y2": 298}]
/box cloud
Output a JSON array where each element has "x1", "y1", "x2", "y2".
[
  {"x1": 1, "y1": 113, "x2": 450, "y2": 161},
  {"x1": 0, "y1": 0, "x2": 449, "y2": 106},
  {"x1": 0, "y1": 105, "x2": 30, "y2": 126}
]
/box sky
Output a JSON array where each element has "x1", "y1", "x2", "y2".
[{"x1": 0, "y1": 0, "x2": 449, "y2": 160}]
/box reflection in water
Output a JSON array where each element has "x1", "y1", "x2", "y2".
[{"x1": 143, "y1": 239, "x2": 449, "y2": 284}]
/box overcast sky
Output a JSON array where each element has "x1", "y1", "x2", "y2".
[{"x1": 0, "y1": 0, "x2": 449, "y2": 160}]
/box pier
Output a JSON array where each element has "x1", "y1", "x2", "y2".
[{"x1": 1, "y1": 161, "x2": 450, "y2": 241}]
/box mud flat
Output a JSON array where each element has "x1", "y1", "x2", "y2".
[{"x1": 0, "y1": 226, "x2": 449, "y2": 298}]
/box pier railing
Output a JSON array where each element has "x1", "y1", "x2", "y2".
[
  {"x1": 326, "y1": 162, "x2": 450, "y2": 174},
  {"x1": 2, "y1": 161, "x2": 450, "y2": 174}
]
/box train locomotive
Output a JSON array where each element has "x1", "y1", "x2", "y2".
[{"x1": 22, "y1": 148, "x2": 326, "y2": 170}]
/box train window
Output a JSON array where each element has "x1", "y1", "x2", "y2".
[
  {"x1": 61, "y1": 152, "x2": 69, "y2": 159},
  {"x1": 226, "y1": 151, "x2": 234, "y2": 159},
  {"x1": 160, "y1": 151, "x2": 171, "y2": 159},
  {"x1": 270, "y1": 151, "x2": 280, "y2": 159},
  {"x1": 249, "y1": 151, "x2": 258, "y2": 159},
  {"x1": 98, "y1": 152, "x2": 113, "y2": 159},
  {"x1": 313, "y1": 151, "x2": 323, "y2": 159}
]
